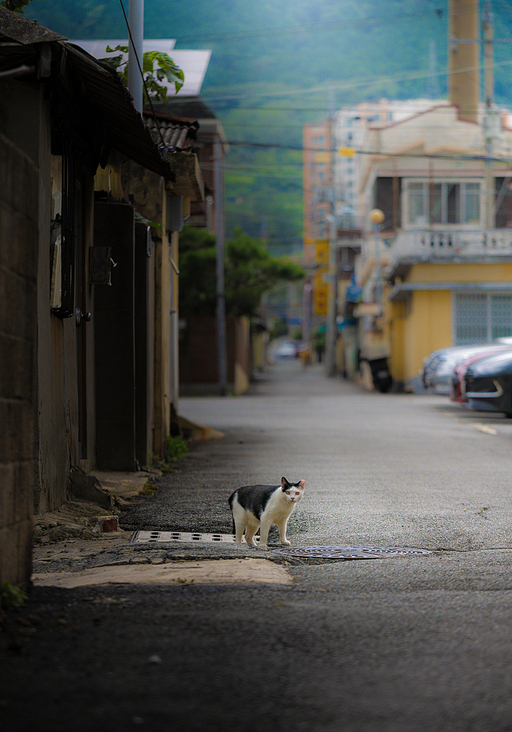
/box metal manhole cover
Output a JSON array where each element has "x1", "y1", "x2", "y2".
[
  {"x1": 130, "y1": 531, "x2": 258, "y2": 545},
  {"x1": 272, "y1": 546, "x2": 432, "y2": 560}
]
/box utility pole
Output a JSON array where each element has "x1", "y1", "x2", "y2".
[
  {"x1": 482, "y1": 0, "x2": 499, "y2": 230},
  {"x1": 448, "y1": 0, "x2": 479, "y2": 124},
  {"x1": 128, "y1": 0, "x2": 144, "y2": 113},
  {"x1": 215, "y1": 138, "x2": 228, "y2": 396},
  {"x1": 483, "y1": 0, "x2": 494, "y2": 108},
  {"x1": 325, "y1": 88, "x2": 337, "y2": 377}
]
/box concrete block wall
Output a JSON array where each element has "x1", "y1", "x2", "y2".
[{"x1": 0, "y1": 132, "x2": 38, "y2": 590}]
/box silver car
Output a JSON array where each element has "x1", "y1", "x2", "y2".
[{"x1": 421, "y1": 343, "x2": 512, "y2": 394}]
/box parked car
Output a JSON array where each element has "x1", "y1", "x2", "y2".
[
  {"x1": 421, "y1": 344, "x2": 507, "y2": 394},
  {"x1": 450, "y1": 345, "x2": 512, "y2": 404},
  {"x1": 276, "y1": 340, "x2": 297, "y2": 358},
  {"x1": 463, "y1": 349, "x2": 512, "y2": 416}
]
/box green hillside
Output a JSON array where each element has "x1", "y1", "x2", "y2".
[{"x1": 25, "y1": 0, "x2": 512, "y2": 248}]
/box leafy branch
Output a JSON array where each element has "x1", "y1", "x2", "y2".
[{"x1": 100, "y1": 45, "x2": 184, "y2": 104}]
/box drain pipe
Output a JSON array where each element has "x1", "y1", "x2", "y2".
[
  {"x1": 215, "y1": 138, "x2": 228, "y2": 396},
  {"x1": 128, "y1": 0, "x2": 144, "y2": 114}
]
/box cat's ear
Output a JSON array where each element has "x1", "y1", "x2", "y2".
[
  {"x1": 298, "y1": 480, "x2": 305, "y2": 490},
  {"x1": 281, "y1": 477, "x2": 289, "y2": 489}
]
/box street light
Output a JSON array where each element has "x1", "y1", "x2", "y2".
[{"x1": 369, "y1": 208, "x2": 384, "y2": 313}]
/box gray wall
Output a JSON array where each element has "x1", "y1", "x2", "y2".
[{"x1": 0, "y1": 130, "x2": 38, "y2": 589}]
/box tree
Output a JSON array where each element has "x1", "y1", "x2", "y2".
[{"x1": 179, "y1": 226, "x2": 305, "y2": 319}]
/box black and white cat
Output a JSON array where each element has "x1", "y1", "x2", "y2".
[{"x1": 228, "y1": 477, "x2": 305, "y2": 549}]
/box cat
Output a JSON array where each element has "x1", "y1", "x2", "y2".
[{"x1": 228, "y1": 477, "x2": 305, "y2": 549}]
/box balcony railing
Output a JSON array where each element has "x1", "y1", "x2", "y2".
[{"x1": 390, "y1": 228, "x2": 512, "y2": 262}]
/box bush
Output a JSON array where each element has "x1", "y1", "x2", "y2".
[{"x1": 165, "y1": 435, "x2": 188, "y2": 462}]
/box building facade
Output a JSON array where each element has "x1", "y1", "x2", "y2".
[{"x1": 357, "y1": 103, "x2": 512, "y2": 391}]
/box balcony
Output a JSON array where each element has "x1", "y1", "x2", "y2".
[{"x1": 389, "y1": 228, "x2": 512, "y2": 268}]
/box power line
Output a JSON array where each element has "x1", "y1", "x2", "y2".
[
  {"x1": 173, "y1": 5, "x2": 447, "y2": 45},
  {"x1": 197, "y1": 57, "x2": 512, "y2": 104},
  {"x1": 223, "y1": 139, "x2": 512, "y2": 165}
]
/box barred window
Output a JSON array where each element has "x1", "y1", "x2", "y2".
[{"x1": 454, "y1": 292, "x2": 512, "y2": 345}]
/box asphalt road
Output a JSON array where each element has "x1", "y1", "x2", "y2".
[{"x1": 2, "y1": 360, "x2": 512, "y2": 732}]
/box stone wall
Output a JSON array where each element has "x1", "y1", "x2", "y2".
[{"x1": 0, "y1": 131, "x2": 38, "y2": 590}]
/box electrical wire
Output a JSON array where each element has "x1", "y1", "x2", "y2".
[
  {"x1": 222, "y1": 138, "x2": 512, "y2": 163},
  {"x1": 172, "y1": 4, "x2": 448, "y2": 45},
  {"x1": 195, "y1": 57, "x2": 512, "y2": 105}
]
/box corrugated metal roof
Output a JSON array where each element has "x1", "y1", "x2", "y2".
[
  {"x1": 142, "y1": 109, "x2": 204, "y2": 201},
  {"x1": 150, "y1": 98, "x2": 228, "y2": 147},
  {"x1": 64, "y1": 43, "x2": 175, "y2": 180},
  {"x1": 144, "y1": 109, "x2": 199, "y2": 151}
]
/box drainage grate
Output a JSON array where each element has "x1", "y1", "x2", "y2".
[
  {"x1": 130, "y1": 531, "x2": 258, "y2": 545},
  {"x1": 271, "y1": 546, "x2": 432, "y2": 560}
]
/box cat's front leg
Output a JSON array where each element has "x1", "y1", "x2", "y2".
[
  {"x1": 244, "y1": 523, "x2": 258, "y2": 547},
  {"x1": 258, "y1": 521, "x2": 271, "y2": 549},
  {"x1": 276, "y1": 518, "x2": 291, "y2": 546}
]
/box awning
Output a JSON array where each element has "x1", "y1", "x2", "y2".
[{"x1": 389, "y1": 281, "x2": 512, "y2": 302}]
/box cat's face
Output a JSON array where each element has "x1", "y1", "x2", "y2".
[{"x1": 281, "y1": 478, "x2": 305, "y2": 503}]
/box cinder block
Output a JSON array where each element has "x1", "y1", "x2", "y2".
[
  {"x1": 0, "y1": 270, "x2": 36, "y2": 340},
  {"x1": 13, "y1": 460, "x2": 34, "y2": 523},
  {"x1": 0, "y1": 462, "x2": 15, "y2": 526},
  {"x1": 96, "y1": 516, "x2": 119, "y2": 532},
  {"x1": 8, "y1": 400, "x2": 34, "y2": 462},
  {"x1": 0, "y1": 336, "x2": 33, "y2": 400},
  {"x1": 0, "y1": 520, "x2": 32, "y2": 590},
  {"x1": 0, "y1": 399, "x2": 9, "y2": 464}
]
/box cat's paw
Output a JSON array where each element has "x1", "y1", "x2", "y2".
[{"x1": 281, "y1": 540, "x2": 291, "y2": 546}]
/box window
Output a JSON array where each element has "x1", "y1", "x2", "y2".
[
  {"x1": 454, "y1": 292, "x2": 512, "y2": 344},
  {"x1": 408, "y1": 182, "x2": 427, "y2": 225},
  {"x1": 51, "y1": 140, "x2": 77, "y2": 319},
  {"x1": 406, "y1": 180, "x2": 481, "y2": 226}
]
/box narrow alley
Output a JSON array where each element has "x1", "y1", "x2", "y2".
[{"x1": 3, "y1": 360, "x2": 512, "y2": 732}]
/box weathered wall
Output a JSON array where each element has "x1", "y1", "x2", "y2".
[
  {"x1": 179, "y1": 315, "x2": 251, "y2": 395},
  {"x1": 0, "y1": 78, "x2": 78, "y2": 514},
  {"x1": 121, "y1": 160, "x2": 173, "y2": 459},
  {"x1": 134, "y1": 221, "x2": 155, "y2": 468},
  {"x1": 0, "y1": 130, "x2": 38, "y2": 589}
]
